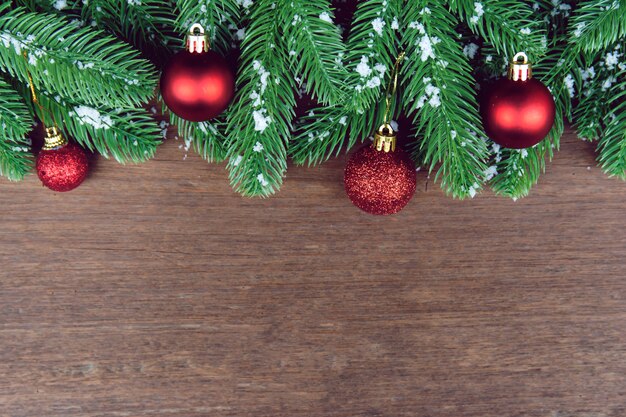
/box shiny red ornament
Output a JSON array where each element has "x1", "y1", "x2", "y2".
[
  {"x1": 344, "y1": 126, "x2": 416, "y2": 215},
  {"x1": 161, "y1": 24, "x2": 235, "y2": 122},
  {"x1": 480, "y1": 52, "x2": 555, "y2": 149},
  {"x1": 36, "y1": 127, "x2": 88, "y2": 192}
]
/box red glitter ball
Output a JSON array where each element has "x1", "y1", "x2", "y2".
[
  {"x1": 36, "y1": 143, "x2": 89, "y2": 192},
  {"x1": 344, "y1": 145, "x2": 417, "y2": 215}
]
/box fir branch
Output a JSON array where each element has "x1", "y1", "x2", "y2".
[
  {"x1": 174, "y1": 0, "x2": 241, "y2": 54},
  {"x1": 596, "y1": 69, "x2": 626, "y2": 179},
  {"x1": 448, "y1": 0, "x2": 547, "y2": 59},
  {"x1": 401, "y1": 1, "x2": 488, "y2": 199},
  {"x1": 81, "y1": 1, "x2": 178, "y2": 51},
  {"x1": 29, "y1": 91, "x2": 162, "y2": 163},
  {"x1": 290, "y1": 102, "x2": 386, "y2": 165},
  {"x1": 532, "y1": 0, "x2": 575, "y2": 36},
  {"x1": 290, "y1": 0, "x2": 402, "y2": 165},
  {"x1": 572, "y1": 49, "x2": 619, "y2": 142},
  {"x1": 0, "y1": 78, "x2": 32, "y2": 139},
  {"x1": 225, "y1": 0, "x2": 297, "y2": 197},
  {"x1": 169, "y1": 111, "x2": 228, "y2": 163},
  {"x1": 0, "y1": 7, "x2": 157, "y2": 108},
  {"x1": 575, "y1": 88, "x2": 606, "y2": 142},
  {"x1": 0, "y1": 135, "x2": 31, "y2": 182},
  {"x1": 283, "y1": 0, "x2": 347, "y2": 105},
  {"x1": 15, "y1": 0, "x2": 179, "y2": 64},
  {"x1": 344, "y1": 0, "x2": 402, "y2": 111},
  {"x1": 568, "y1": 0, "x2": 626, "y2": 53},
  {"x1": 0, "y1": 78, "x2": 32, "y2": 180}
]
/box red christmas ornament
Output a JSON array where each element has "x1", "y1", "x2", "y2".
[
  {"x1": 161, "y1": 24, "x2": 235, "y2": 122},
  {"x1": 36, "y1": 127, "x2": 88, "y2": 192},
  {"x1": 344, "y1": 124, "x2": 417, "y2": 215},
  {"x1": 480, "y1": 52, "x2": 555, "y2": 149}
]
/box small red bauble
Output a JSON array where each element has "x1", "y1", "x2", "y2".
[
  {"x1": 344, "y1": 125, "x2": 416, "y2": 215},
  {"x1": 161, "y1": 24, "x2": 235, "y2": 122},
  {"x1": 36, "y1": 127, "x2": 88, "y2": 192},
  {"x1": 480, "y1": 52, "x2": 555, "y2": 149}
]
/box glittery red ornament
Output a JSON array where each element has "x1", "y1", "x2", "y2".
[
  {"x1": 344, "y1": 126, "x2": 416, "y2": 215},
  {"x1": 161, "y1": 24, "x2": 235, "y2": 122},
  {"x1": 36, "y1": 127, "x2": 88, "y2": 192},
  {"x1": 480, "y1": 52, "x2": 555, "y2": 149}
]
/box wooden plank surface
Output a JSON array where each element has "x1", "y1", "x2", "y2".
[{"x1": 0, "y1": 128, "x2": 625, "y2": 417}]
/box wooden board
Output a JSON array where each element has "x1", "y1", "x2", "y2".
[{"x1": 0, "y1": 128, "x2": 625, "y2": 417}]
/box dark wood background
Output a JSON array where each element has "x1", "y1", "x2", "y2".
[{"x1": 0, "y1": 127, "x2": 625, "y2": 417}]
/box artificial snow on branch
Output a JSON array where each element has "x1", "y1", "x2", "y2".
[
  {"x1": 401, "y1": 1, "x2": 488, "y2": 199},
  {"x1": 225, "y1": 0, "x2": 297, "y2": 197},
  {"x1": 291, "y1": 0, "x2": 402, "y2": 165},
  {"x1": 0, "y1": 6, "x2": 158, "y2": 108}
]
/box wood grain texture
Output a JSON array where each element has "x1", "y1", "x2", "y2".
[{"x1": 0, "y1": 128, "x2": 625, "y2": 417}]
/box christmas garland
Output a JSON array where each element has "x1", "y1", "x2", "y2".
[{"x1": 0, "y1": 0, "x2": 624, "y2": 213}]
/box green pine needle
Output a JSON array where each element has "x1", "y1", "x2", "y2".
[
  {"x1": 290, "y1": 0, "x2": 402, "y2": 165},
  {"x1": 284, "y1": 0, "x2": 347, "y2": 106},
  {"x1": 401, "y1": 1, "x2": 488, "y2": 199},
  {"x1": 0, "y1": 6, "x2": 157, "y2": 108},
  {"x1": 0, "y1": 78, "x2": 32, "y2": 181},
  {"x1": 225, "y1": 0, "x2": 296, "y2": 197},
  {"x1": 28, "y1": 90, "x2": 162, "y2": 163},
  {"x1": 169, "y1": 111, "x2": 228, "y2": 163},
  {"x1": 448, "y1": 0, "x2": 547, "y2": 59},
  {"x1": 597, "y1": 70, "x2": 626, "y2": 179},
  {"x1": 568, "y1": 0, "x2": 626, "y2": 53}
]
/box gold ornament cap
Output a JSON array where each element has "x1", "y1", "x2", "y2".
[
  {"x1": 508, "y1": 52, "x2": 532, "y2": 81},
  {"x1": 43, "y1": 126, "x2": 68, "y2": 151},
  {"x1": 186, "y1": 24, "x2": 209, "y2": 53},
  {"x1": 373, "y1": 123, "x2": 397, "y2": 153}
]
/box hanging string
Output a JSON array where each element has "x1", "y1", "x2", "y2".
[
  {"x1": 22, "y1": 51, "x2": 57, "y2": 129},
  {"x1": 383, "y1": 51, "x2": 405, "y2": 126}
]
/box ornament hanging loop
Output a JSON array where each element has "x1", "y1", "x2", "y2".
[
  {"x1": 508, "y1": 52, "x2": 532, "y2": 81},
  {"x1": 375, "y1": 51, "x2": 405, "y2": 153},
  {"x1": 187, "y1": 24, "x2": 210, "y2": 53},
  {"x1": 22, "y1": 51, "x2": 59, "y2": 130},
  {"x1": 383, "y1": 51, "x2": 406, "y2": 126}
]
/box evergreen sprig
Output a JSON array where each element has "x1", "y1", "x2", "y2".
[
  {"x1": 0, "y1": 78, "x2": 32, "y2": 180},
  {"x1": 598, "y1": 74, "x2": 626, "y2": 179},
  {"x1": 290, "y1": 0, "x2": 402, "y2": 165},
  {"x1": 169, "y1": 111, "x2": 228, "y2": 163},
  {"x1": 448, "y1": 0, "x2": 547, "y2": 59},
  {"x1": 563, "y1": 1, "x2": 626, "y2": 179},
  {"x1": 284, "y1": 0, "x2": 347, "y2": 106},
  {"x1": 225, "y1": 0, "x2": 297, "y2": 197},
  {"x1": 27, "y1": 91, "x2": 162, "y2": 163},
  {"x1": 15, "y1": 0, "x2": 179, "y2": 65},
  {"x1": 0, "y1": 6, "x2": 157, "y2": 109},
  {"x1": 485, "y1": 1, "x2": 572, "y2": 198},
  {"x1": 401, "y1": 1, "x2": 488, "y2": 199},
  {"x1": 568, "y1": 0, "x2": 626, "y2": 53}
]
